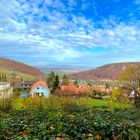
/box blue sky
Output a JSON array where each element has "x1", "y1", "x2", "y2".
[{"x1": 0, "y1": 0, "x2": 140, "y2": 68}]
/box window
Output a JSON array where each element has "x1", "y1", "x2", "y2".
[
  {"x1": 42, "y1": 87, "x2": 44, "y2": 89},
  {"x1": 35, "y1": 93, "x2": 39, "y2": 96},
  {"x1": 37, "y1": 87, "x2": 39, "y2": 89}
]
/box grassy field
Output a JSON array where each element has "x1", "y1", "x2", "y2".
[
  {"x1": 87, "y1": 99, "x2": 109, "y2": 107},
  {"x1": 87, "y1": 98, "x2": 133, "y2": 109}
]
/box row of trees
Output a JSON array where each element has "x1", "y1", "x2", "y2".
[{"x1": 0, "y1": 73, "x2": 7, "y2": 82}]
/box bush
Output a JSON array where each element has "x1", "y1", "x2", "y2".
[
  {"x1": 0, "y1": 98, "x2": 12, "y2": 112},
  {"x1": 0, "y1": 96, "x2": 138, "y2": 139},
  {"x1": 0, "y1": 107, "x2": 140, "y2": 139},
  {"x1": 134, "y1": 96, "x2": 140, "y2": 108},
  {"x1": 88, "y1": 90, "x2": 108, "y2": 97},
  {"x1": 109, "y1": 88, "x2": 130, "y2": 109}
]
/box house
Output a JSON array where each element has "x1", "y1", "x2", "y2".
[
  {"x1": 30, "y1": 81, "x2": 50, "y2": 97},
  {"x1": 60, "y1": 84, "x2": 90, "y2": 94},
  {"x1": 0, "y1": 82, "x2": 10, "y2": 91},
  {"x1": 14, "y1": 81, "x2": 35, "y2": 98},
  {"x1": 60, "y1": 84, "x2": 111, "y2": 94},
  {"x1": 14, "y1": 81, "x2": 34, "y2": 91},
  {"x1": 129, "y1": 90, "x2": 139, "y2": 98},
  {"x1": 0, "y1": 82, "x2": 13, "y2": 98}
]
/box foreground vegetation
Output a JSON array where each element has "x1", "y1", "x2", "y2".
[{"x1": 0, "y1": 97, "x2": 139, "y2": 140}]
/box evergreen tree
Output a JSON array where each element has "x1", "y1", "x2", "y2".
[
  {"x1": 4, "y1": 74, "x2": 7, "y2": 82},
  {"x1": 46, "y1": 71, "x2": 56, "y2": 93},
  {"x1": 20, "y1": 77, "x2": 23, "y2": 81},
  {"x1": 52, "y1": 75, "x2": 60, "y2": 93},
  {"x1": 61, "y1": 74, "x2": 69, "y2": 86},
  {"x1": 74, "y1": 80, "x2": 79, "y2": 87},
  {"x1": 105, "y1": 82, "x2": 110, "y2": 89},
  {"x1": 87, "y1": 81, "x2": 92, "y2": 87},
  {"x1": 1, "y1": 73, "x2": 4, "y2": 81},
  {"x1": 0, "y1": 74, "x2": 1, "y2": 81},
  {"x1": 10, "y1": 72, "x2": 16, "y2": 80}
]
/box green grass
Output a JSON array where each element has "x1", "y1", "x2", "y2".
[
  {"x1": 87, "y1": 98, "x2": 133, "y2": 109},
  {"x1": 87, "y1": 99, "x2": 109, "y2": 107}
]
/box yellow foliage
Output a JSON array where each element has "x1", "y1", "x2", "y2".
[
  {"x1": 76, "y1": 97, "x2": 88, "y2": 106},
  {"x1": 109, "y1": 88, "x2": 130, "y2": 109},
  {"x1": 12, "y1": 98, "x2": 25, "y2": 110},
  {"x1": 11, "y1": 96, "x2": 89, "y2": 111}
]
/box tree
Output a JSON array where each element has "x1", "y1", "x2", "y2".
[
  {"x1": 46, "y1": 72, "x2": 60, "y2": 94},
  {"x1": 120, "y1": 66, "x2": 140, "y2": 95},
  {"x1": 74, "y1": 80, "x2": 79, "y2": 87},
  {"x1": 87, "y1": 80, "x2": 92, "y2": 87},
  {"x1": 53, "y1": 75, "x2": 60, "y2": 92},
  {"x1": 0, "y1": 74, "x2": 1, "y2": 81},
  {"x1": 0, "y1": 73, "x2": 7, "y2": 82},
  {"x1": 120, "y1": 66, "x2": 140, "y2": 107},
  {"x1": 105, "y1": 82, "x2": 110, "y2": 89},
  {"x1": 1, "y1": 73, "x2": 4, "y2": 81},
  {"x1": 10, "y1": 72, "x2": 16, "y2": 80},
  {"x1": 20, "y1": 77, "x2": 23, "y2": 81},
  {"x1": 4, "y1": 74, "x2": 7, "y2": 82},
  {"x1": 46, "y1": 71, "x2": 55, "y2": 93},
  {"x1": 61, "y1": 74, "x2": 69, "y2": 86}
]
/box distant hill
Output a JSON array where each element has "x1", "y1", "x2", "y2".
[
  {"x1": 0, "y1": 58, "x2": 44, "y2": 80},
  {"x1": 71, "y1": 62, "x2": 140, "y2": 80},
  {"x1": 39, "y1": 64, "x2": 86, "y2": 74}
]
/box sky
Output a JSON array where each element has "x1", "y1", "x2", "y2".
[{"x1": 0, "y1": 0, "x2": 140, "y2": 68}]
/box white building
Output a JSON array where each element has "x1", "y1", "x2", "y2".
[
  {"x1": 0, "y1": 82, "x2": 10, "y2": 91},
  {"x1": 0, "y1": 82, "x2": 12, "y2": 98},
  {"x1": 129, "y1": 90, "x2": 138, "y2": 98}
]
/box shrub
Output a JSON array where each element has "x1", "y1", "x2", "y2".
[
  {"x1": 0, "y1": 107, "x2": 140, "y2": 139},
  {"x1": 109, "y1": 88, "x2": 130, "y2": 109},
  {"x1": 134, "y1": 96, "x2": 140, "y2": 108},
  {"x1": 0, "y1": 97, "x2": 12, "y2": 113}
]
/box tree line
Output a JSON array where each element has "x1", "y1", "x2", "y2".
[{"x1": 0, "y1": 73, "x2": 7, "y2": 82}]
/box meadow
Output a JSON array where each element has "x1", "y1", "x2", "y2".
[{"x1": 0, "y1": 96, "x2": 139, "y2": 140}]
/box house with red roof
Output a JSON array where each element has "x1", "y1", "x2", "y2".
[{"x1": 30, "y1": 81, "x2": 50, "y2": 97}]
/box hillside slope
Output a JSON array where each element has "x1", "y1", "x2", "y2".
[
  {"x1": 0, "y1": 58, "x2": 44, "y2": 79},
  {"x1": 71, "y1": 62, "x2": 140, "y2": 80}
]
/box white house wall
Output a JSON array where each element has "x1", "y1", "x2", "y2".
[
  {"x1": 30, "y1": 85, "x2": 50, "y2": 97},
  {"x1": 0, "y1": 82, "x2": 10, "y2": 91}
]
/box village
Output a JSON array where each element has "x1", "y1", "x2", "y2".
[{"x1": 0, "y1": 75, "x2": 136, "y2": 100}]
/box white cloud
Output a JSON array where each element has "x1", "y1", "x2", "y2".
[{"x1": 0, "y1": 0, "x2": 140, "y2": 66}]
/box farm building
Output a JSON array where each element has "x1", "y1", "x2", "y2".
[{"x1": 30, "y1": 81, "x2": 50, "y2": 97}]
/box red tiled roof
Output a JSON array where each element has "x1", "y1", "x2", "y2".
[
  {"x1": 60, "y1": 85, "x2": 91, "y2": 94},
  {"x1": 31, "y1": 81, "x2": 48, "y2": 90},
  {"x1": 60, "y1": 85, "x2": 112, "y2": 94}
]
